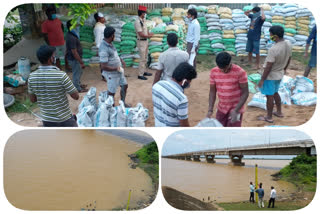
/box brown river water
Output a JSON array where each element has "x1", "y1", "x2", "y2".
[
  {"x1": 162, "y1": 158, "x2": 296, "y2": 203},
  {"x1": 4, "y1": 130, "x2": 153, "y2": 210}
]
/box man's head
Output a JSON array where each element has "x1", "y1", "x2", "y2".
[
  {"x1": 250, "y1": 182, "x2": 253, "y2": 185},
  {"x1": 46, "y1": 5, "x2": 57, "y2": 20},
  {"x1": 259, "y1": 183, "x2": 263, "y2": 188},
  {"x1": 167, "y1": 33, "x2": 178, "y2": 47},
  {"x1": 271, "y1": 186, "x2": 274, "y2": 190},
  {"x1": 104, "y1": 26, "x2": 116, "y2": 41},
  {"x1": 187, "y1": 8, "x2": 197, "y2": 20},
  {"x1": 172, "y1": 62, "x2": 197, "y2": 89},
  {"x1": 269, "y1": 25, "x2": 284, "y2": 42},
  {"x1": 252, "y1": 7, "x2": 261, "y2": 13},
  {"x1": 94, "y1": 12, "x2": 106, "y2": 24},
  {"x1": 216, "y1": 52, "x2": 232, "y2": 72},
  {"x1": 37, "y1": 45, "x2": 56, "y2": 65},
  {"x1": 138, "y1": 5, "x2": 147, "y2": 19}
]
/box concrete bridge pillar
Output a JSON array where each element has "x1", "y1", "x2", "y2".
[
  {"x1": 229, "y1": 155, "x2": 245, "y2": 166},
  {"x1": 186, "y1": 156, "x2": 192, "y2": 161},
  {"x1": 205, "y1": 155, "x2": 216, "y2": 163},
  {"x1": 192, "y1": 155, "x2": 201, "y2": 162}
]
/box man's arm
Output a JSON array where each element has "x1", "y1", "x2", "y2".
[
  {"x1": 29, "y1": 94, "x2": 37, "y2": 103},
  {"x1": 153, "y1": 69, "x2": 163, "y2": 85},
  {"x1": 43, "y1": 33, "x2": 49, "y2": 45},
  {"x1": 120, "y1": 58, "x2": 126, "y2": 68},
  {"x1": 207, "y1": 84, "x2": 217, "y2": 118},
  {"x1": 193, "y1": 23, "x2": 201, "y2": 50},
  {"x1": 258, "y1": 61, "x2": 274, "y2": 88},
  {"x1": 260, "y1": 8, "x2": 266, "y2": 21},
  {"x1": 137, "y1": 31, "x2": 152, "y2": 39},
  {"x1": 284, "y1": 57, "x2": 291, "y2": 74},
  {"x1": 100, "y1": 62, "x2": 119, "y2": 72},
  {"x1": 179, "y1": 118, "x2": 190, "y2": 127},
  {"x1": 230, "y1": 82, "x2": 249, "y2": 123},
  {"x1": 244, "y1": 10, "x2": 252, "y2": 16},
  {"x1": 71, "y1": 49, "x2": 85, "y2": 69}
]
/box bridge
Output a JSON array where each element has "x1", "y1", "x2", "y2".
[{"x1": 162, "y1": 139, "x2": 316, "y2": 166}]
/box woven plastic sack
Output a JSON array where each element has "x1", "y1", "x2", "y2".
[
  {"x1": 291, "y1": 92, "x2": 317, "y2": 106},
  {"x1": 196, "y1": 118, "x2": 223, "y2": 127},
  {"x1": 218, "y1": 7, "x2": 232, "y2": 15},
  {"x1": 248, "y1": 92, "x2": 267, "y2": 110}
]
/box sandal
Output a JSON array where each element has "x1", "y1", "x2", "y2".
[
  {"x1": 78, "y1": 88, "x2": 89, "y2": 93},
  {"x1": 257, "y1": 115, "x2": 274, "y2": 123},
  {"x1": 273, "y1": 112, "x2": 284, "y2": 118},
  {"x1": 80, "y1": 84, "x2": 88, "y2": 88}
]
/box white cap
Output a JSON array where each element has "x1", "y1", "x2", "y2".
[{"x1": 98, "y1": 12, "x2": 104, "y2": 18}]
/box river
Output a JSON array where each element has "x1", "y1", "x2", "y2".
[
  {"x1": 162, "y1": 158, "x2": 296, "y2": 203},
  {"x1": 4, "y1": 130, "x2": 153, "y2": 210}
]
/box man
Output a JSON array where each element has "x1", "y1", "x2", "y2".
[
  {"x1": 152, "y1": 62, "x2": 197, "y2": 127},
  {"x1": 268, "y1": 186, "x2": 276, "y2": 208},
  {"x1": 207, "y1": 52, "x2": 249, "y2": 127},
  {"x1": 255, "y1": 183, "x2": 265, "y2": 208},
  {"x1": 249, "y1": 182, "x2": 255, "y2": 203},
  {"x1": 186, "y1": 8, "x2": 200, "y2": 69},
  {"x1": 304, "y1": 25, "x2": 317, "y2": 77},
  {"x1": 153, "y1": 33, "x2": 189, "y2": 85},
  {"x1": 28, "y1": 45, "x2": 79, "y2": 127},
  {"x1": 134, "y1": 5, "x2": 154, "y2": 80},
  {"x1": 41, "y1": 5, "x2": 65, "y2": 70},
  {"x1": 245, "y1": 7, "x2": 265, "y2": 69},
  {"x1": 99, "y1": 26, "x2": 129, "y2": 106},
  {"x1": 65, "y1": 20, "x2": 88, "y2": 93},
  {"x1": 258, "y1": 26, "x2": 292, "y2": 123},
  {"x1": 93, "y1": 12, "x2": 107, "y2": 81}
]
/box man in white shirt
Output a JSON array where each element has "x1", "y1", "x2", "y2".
[
  {"x1": 94, "y1": 12, "x2": 106, "y2": 81},
  {"x1": 186, "y1": 8, "x2": 200, "y2": 69},
  {"x1": 268, "y1": 186, "x2": 276, "y2": 208}
]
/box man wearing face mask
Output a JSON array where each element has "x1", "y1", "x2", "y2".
[
  {"x1": 99, "y1": 26, "x2": 130, "y2": 107},
  {"x1": 245, "y1": 7, "x2": 265, "y2": 69},
  {"x1": 258, "y1": 26, "x2": 292, "y2": 123},
  {"x1": 152, "y1": 62, "x2": 197, "y2": 127},
  {"x1": 186, "y1": 8, "x2": 200, "y2": 69},
  {"x1": 65, "y1": 20, "x2": 88, "y2": 93},
  {"x1": 207, "y1": 52, "x2": 249, "y2": 127},
  {"x1": 134, "y1": 5, "x2": 154, "y2": 80},
  {"x1": 28, "y1": 45, "x2": 79, "y2": 127},
  {"x1": 41, "y1": 5, "x2": 65, "y2": 70}
]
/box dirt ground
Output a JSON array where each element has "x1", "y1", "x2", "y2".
[{"x1": 7, "y1": 56, "x2": 317, "y2": 127}]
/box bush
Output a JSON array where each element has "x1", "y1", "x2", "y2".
[{"x1": 4, "y1": 11, "x2": 23, "y2": 52}]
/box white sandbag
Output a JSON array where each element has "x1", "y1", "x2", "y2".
[
  {"x1": 94, "y1": 96, "x2": 115, "y2": 127},
  {"x1": 127, "y1": 103, "x2": 149, "y2": 127},
  {"x1": 292, "y1": 76, "x2": 314, "y2": 94},
  {"x1": 248, "y1": 92, "x2": 267, "y2": 110},
  {"x1": 291, "y1": 92, "x2": 317, "y2": 106},
  {"x1": 294, "y1": 35, "x2": 308, "y2": 41},
  {"x1": 205, "y1": 14, "x2": 219, "y2": 19},
  {"x1": 195, "y1": 118, "x2": 223, "y2": 127},
  {"x1": 78, "y1": 87, "x2": 97, "y2": 112},
  {"x1": 278, "y1": 87, "x2": 292, "y2": 105},
  {"x1": 110, "y1": 100, "x2": 127, "y2": 127},
  {"x1": 279, "y1": 75, "x2": 295, "y2": 90},
  {"x1": 77, "y1": 105, "x2": 96, "y2": 127}
]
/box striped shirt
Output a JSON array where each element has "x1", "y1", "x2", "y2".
[
  {"x1": 28, "y1": 66, "x2": 77, "y2": 122},
  {"x1": 210, "y1": 64, "x2": 248, "y2": 114},
  {"x1": 152, "y1": 80, "x2": 188, "y2": 127}
]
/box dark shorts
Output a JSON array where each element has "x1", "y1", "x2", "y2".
[
  {"x1": 43, "y1": 115, "x2": 78, "y2": 127},
  {"x1": 246, "y1": 39, "x2": 260, "y2": 54},
  {"x1": 309, "y1": 55, "x2": 317, "y2": 68},
  {"x1": 260, "y1": 80, "x2": 281, "y2": 96},
  {"x1": 216, "y1": 110, "x2": 243, "y2": 127}
]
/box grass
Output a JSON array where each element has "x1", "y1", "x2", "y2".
[
  {"x1": 291, "y1": 52, "x2": 309, "y2": 66},
  {"x1": 218, "y1": 201, "x2": 305, "y2": 211},
  {"x1": 5, "y1": 97, "x2": 38, "y2": 114}
]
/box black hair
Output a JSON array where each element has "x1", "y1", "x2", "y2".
[
  {"x1": 216, "y1": 52, "x2": 232, "y2": 69},
  {"x1": 250, "y1": 182, "x2": 253, "y2": 184},
  {"x1": 138, "y1": 10, "x2": 146, "y2": 17},
  {"x1": 259, "y1": 183, "x2": 263, "y2": 188},
  {"x1": 37, "y1": 45, "x2": 56, "y2": 64},
  {"x1": 172, "y1": 62, "x2": 197, "y2": 82},
  {"x1": 94, "y1": 13, "x2": 99, "y2": 22},
  {"x1": 167, "y1": 33, "x2": 178, "y2": 47},
  {"x1": 187, "y1": 8, "x2": 198, "y2": 19},
  {"x1": 45, "y1": 5, "x2": 56, "y2": 18},
  {"x1": 269, "y1": 25, "x2": 284, "y2": 38},
  {"x1": 104, "y1": 26, "x2": 116, "y2": 39},
  {"x1": 66, "y1": 20, "x2": 72, "y2": 31},
  {"x1": 252, "y1": 7, "x2": 261, "y2": 13},
  {"x1": 271, "y1": 186, "x2": 274, "y2": 189}
]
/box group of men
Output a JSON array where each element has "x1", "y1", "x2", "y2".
[
  {"x1": 28, "y1": 5, "x2": 316, "y2": 127},
  {"x1": 250, "y1": 182, "x2": 277, "y2": 208}
]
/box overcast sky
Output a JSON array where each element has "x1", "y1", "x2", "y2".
[{"x1": 162, "y1": 129, "x2": 312, "y2": 156}]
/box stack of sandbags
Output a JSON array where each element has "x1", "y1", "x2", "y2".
[
  {"x1": 219, "y1": 7, "x2": 236, "y2": 55},
  {"x1": 162, "y1": 7, "x2": 173, "y2": 22},
  {"x1": 172, "y1": 20, "x2": 187, "y2": 51},
  {"x1": 198, "y1": 15, "x2": 212, "y2": 55},
  {"x1": 271, "y1": 4, "x2": 285, "y2": 29},
  {"x1": 232, "y1": 9, "x2": 249, "y2": 56},
  {"x1": 109, "y1": 19, "x2": 125, "y2": 54},
  {"x1": 294, "y1": 7, "x2": 312, "y2": 52},
  {"x1": 147, "y1": 9, "x2": 161, "y2": 20},
  {"x1": 206, "y1": 11, "x2": 222, "y2": 54},
  {"x1": 172, "y1": 8, "x2": 187, "y2": 21},
  {"x1": 79, "y1": 25, "x2": 95, "y2": 65},
  {"x1": 258, "y1": 4, "x2": 273, "y2": 56},
  {"x1": 283, "y1": 4, "x2": 299, "y2": 48},
  {"x1": 149, "y1": 24, "x2": 167, "y2": 69},
  {"x1": 207, "y1": 5, "x2": 218, "y2": 14},
  {"x1": 196, "y1": 5, "x2": 208, "y2": 17},
  {"x1": 120, "y1": 22, "x2": 136, "y2": 67}
]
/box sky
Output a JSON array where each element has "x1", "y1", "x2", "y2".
[{"x1": 162, "y1": 129, "x2": 312, "y2": 156}]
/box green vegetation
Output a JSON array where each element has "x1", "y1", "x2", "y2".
[
  {"x1": 218, "y1": 201, "x2": 304, "y2": 211},
  {"x1": 278, "y1": 154, "x2": 317, "y2": 192},
  {"x1": 5, "y1": 97, "x2": 37, "y2": 114},
  {"x1": 134, "y1": 142, "x2": 159, "y2": 185},
  {"x1": 4, "y1": 10, "x2": 23, "y2": 52}
]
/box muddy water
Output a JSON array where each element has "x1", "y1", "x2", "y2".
[
  {"x1": 162, "y1": 158, "x2": 296, "y2": 203},
  {"x1": 4, "y1": 130, "x2": 153, "y2": 210}
]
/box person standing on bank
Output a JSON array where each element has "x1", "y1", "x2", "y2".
[
  {"x1": 186, "y1": 8, "x2": 200, "y2": 69},
  {"x1": 134, "y1": 5, "x2": 154, "y2": 80},
  {"x1": 304, "y1": 25, "x2": 317, "y2": 77},
  {"x1": 99, "y1": 26, "x2": 130, "y2": 107},
  {"x1": 268, "y1": 186, "x2": 276, "y2": 208},
  {"x1": 41, "y1": 5, "x2": 65, "y2": 70},
  {"x1": 65, "y1": 20, "x2": 88, "y2": 93},
  {"x1": 249, "y1": 182, "x2": 255, "y2": 203},
  {"x1": 245, "y1": 7, "x2": 265, "y2": 69},
  {"x1": 255, "y1": 183, "x2": 265, "y2": 208},
  {"x1": 258, "y1": 26, "x2": 292, "y2": 123},
  {"x1": 153, "y1": 33, "x2": 189, "y2": 85},
  {"x1": 28, "y1": 45, "x2": 79, "y2": 127}
]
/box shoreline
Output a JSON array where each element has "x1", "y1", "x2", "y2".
[{"x1": 98, "y1": 129, "x2": 154, "y2": 145}]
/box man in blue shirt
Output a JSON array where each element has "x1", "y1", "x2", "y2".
[
  {"x1": 245, "y1": 7, "x2": 265, "y2": 70},
  {"x1": 304, "y1": 25, "x2": 317, "y2": 77},
  {"x1": 186, "y1": 8, "x2": 200, "y2": 69}
]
